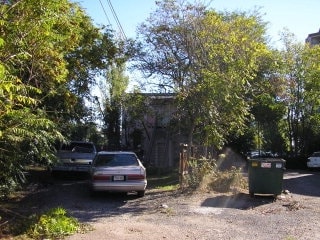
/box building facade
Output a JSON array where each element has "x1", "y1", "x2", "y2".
[
  {"x1": 306, "y1": 29, "x2": 320, "y2": 46},
  {"x1": 122, "y1": 93, "x2": 186, "y2": 169}
]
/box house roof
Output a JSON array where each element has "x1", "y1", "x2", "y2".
[{"x1": 306, "y1": 29, "x2": 320, "y2": 43}]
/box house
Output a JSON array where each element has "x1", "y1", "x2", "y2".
[
  {"x1": 306, "y1": 29, "x2": 320, "y2": 46},
  {"x1": 122, "y1": 93, "x2": 185, "y2": 169}
]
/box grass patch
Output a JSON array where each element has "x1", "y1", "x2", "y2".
[{"x1": 147, "y1": 171, "x2": 179, "y2": 191}]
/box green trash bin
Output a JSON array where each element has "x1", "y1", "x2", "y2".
[{"x1": 248, "y1": 158, "x2": 286, "y2": 197}]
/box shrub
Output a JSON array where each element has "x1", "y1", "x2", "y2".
[
  {"x1": 183, "y1": 156, "x2": 217, "y2": 189},
  {"x1": 208, "y1": 166, "x2": 247, "y2": 192},
  {"x1": 27, "y1": 207, "x2": 79, "y2": 239},
  {"x1": 183, "y1": 156, "x2": 247, "y2": 193}
]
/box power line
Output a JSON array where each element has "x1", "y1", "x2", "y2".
[
  {"x1": 106, "y1": 0, "x2": 127, "y2": 40},
  {"x1": 98, "y1": 0, "x2": 112, "y2": 27}
]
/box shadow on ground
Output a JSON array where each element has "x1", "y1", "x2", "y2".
[
  {"x1": 283, "y1": 170, "x2": 320, "y2": 197},
  {"x1": 201, "y1": 193, "x2": 276, "y2": 210}
]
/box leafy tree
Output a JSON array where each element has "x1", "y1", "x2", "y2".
[
  {"x1": 251, "y1": 93, "x2": 287, "y2": 154},
  {"x1": 0, "y1": 0, "x2": 113, "y2": 195},
  {"x1": 100, "y1": 62, "x2": 129, "y2": 150},
  {"x1": 135, "y1": 0, "x2": 269, "y2": 150},
  {"x1": 122, "y1": 89, "x2": 151, "y2": 149},
  {"x1": 0, "y1": 67, "x2": 63, "y2": 196},
  {"x1": 63, "y1": 29, "x2": 119, "y2": 129},
  {"x1": 260, "y1": 30, "x2": 320, "y2": 158},
  {"x1": 1, "y1": 0, "x2": 118, "y2": 141},
  {"x1": 302, "y1": 44, "x2": 320, "y2": 153},
  {"x1": 244, "y1": 47, "x2": 288, "y2": 155},
  {"x1": 276, "y1": 31, "x2": 306, "y2": 157},
  {"x1": 92, "y1": 33, "x2": 134, "y2": 150}
]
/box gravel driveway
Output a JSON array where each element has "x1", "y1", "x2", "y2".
[{"x1": 3, "y1": 170, "x2": 320, "y2": 240}]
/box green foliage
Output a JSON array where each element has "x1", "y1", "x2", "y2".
[
  {"x1": 0, "y1": 75, "x2": 63, "y2": 197},
  {"x1": 123, "y1": 89, "x2": 149, "y2": 124},
  {"x1": 0, "y1": 0, "x2": 128, "y2": 197},
  {"x1": 0, "y1": 0, "x2": 85, "y2": 196},
  {"x1": 122, "y1": 89, "x2": 152, "y2": 147},
  {"x1": 27, "y1": 207, "x2": 80, "y2": 239},
  {"x1": 270, "y1": 30, "x2": 320, "y2": 156},
  {"x1": 101, "y1": 63, "x2": 129, "y2": 149},
  {"x1": 184, "y1": 157, "x2": 217, "y2": 189},
  {"x1": 136, "y1": 0, "x2": 270, "y2": 148}
]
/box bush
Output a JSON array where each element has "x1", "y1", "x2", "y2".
[
  {"x1": 208, "y1": 166, "x2": 247, "y2": 192},
  {"x1": 27, "y1": 207, "x2": 80, "y2": 239},
  {"x1": 184, "y1": 156, "x2": 217, "y2": 189},
  {"x1": 183, "y1": 157, "x2": 247, "y2": 192}
]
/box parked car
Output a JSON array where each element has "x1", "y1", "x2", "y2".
[
  {"x1": 90, "y1": 151, "x2": 147, "y2": 197},
  {"x1": 247, "y1": 150, "x2": 266, "y2": 159},
  {"x1": 51, "y1": 141, "x2": 97, "y2": 175},
  {"x1": 307, "y1": 151, "x2": 320, "y2": 168}
]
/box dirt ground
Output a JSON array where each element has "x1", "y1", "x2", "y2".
[
  {"x1": 1, "y1": 170, "x2": 320, "y2": 240},
  {"x1": 66, "y1": 188, "x2": 320, "y2": 240}
]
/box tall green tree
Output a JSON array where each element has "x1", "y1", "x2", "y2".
[
  {"x1": 1, "y1": 0, "x2": 118, "y2": 140},
  {"x1": 0, "y1": 0, "x2": 117, "y2": 195},
  {"x1": 278, "y1": 31, "x2": 306, "y2": 156},
  {"x1": 0, "y1": 56, "x2": 63, "y2": 196},
  {"x1": 302, "y1": 44, "x2": 320, "y2": 153},
  {"x1": 135, "y1": 0, "x2": 269, "y2": 149},
  {"x1": 102, "y1": 62, "x2": 129, "y2": 149},
  {"x1": 263, "y1": 30, "x2": 320, "y2": 157},
  {"x1": 2, "y1": 0, "x2": 83, "y2": 134},
  {"x1": 62, "y1": 28, "x2": 119, "y2": 140}
]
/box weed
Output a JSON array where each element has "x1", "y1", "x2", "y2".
[
  {"x1": 208, "y1": 166, "x2": 247, "y2": 192},
  {"x1": 183, "y1": 157, "x2": 247, "y2": 193},
  {"x1": 283, "y1": 237, "x2": 297, "y2": 240},
  {"x1": 27, "y1": 207, "x2": 80, "y2": 239},
  {"x1": 156, "y1": 184, "x2": 179, "y2": 191},
  {"x1": 184, "y1": 156, "x2": 216, "y2": 189}
]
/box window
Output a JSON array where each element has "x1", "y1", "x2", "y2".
[{"x1": 94, "y1": 154, "x2": 138, "y2": 167}]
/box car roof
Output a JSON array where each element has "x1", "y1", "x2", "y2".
[{"x1": 97, "y1": 151, "x2": 136, "y2": 155}]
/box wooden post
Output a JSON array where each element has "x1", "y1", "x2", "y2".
[{"x1": 179, "y1": 143, "x2": 188, "y2": 188}]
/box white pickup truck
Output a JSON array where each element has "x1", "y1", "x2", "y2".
[{"x1": 51, "y1": 141, "x2": 97, "y2": 174}]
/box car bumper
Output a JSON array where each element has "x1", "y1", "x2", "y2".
[
  {"x1": 91, "y1": 180, "x2": 147, "y2": 192},
  {"x1": 307, "y1": 162, "x2": 320, "y2": 168}
]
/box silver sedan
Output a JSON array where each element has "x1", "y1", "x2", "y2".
[{"x1": 90, "y1": 151, "x2": 147, "y2": 197}]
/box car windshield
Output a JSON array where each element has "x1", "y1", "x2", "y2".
[
  {"x1": 94, "y1": 153, "x2": 139, "y2": 167},
  {"x1": 61, "y1": 142, "x2": 95, "y2": 153}
]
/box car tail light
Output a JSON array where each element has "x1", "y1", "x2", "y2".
[
  {"x1": 127, "y1": 174, "x2": 145, "y2": 180},
  {"x1": 92, "y1": 175, "x2": 111, "y2": 181}
]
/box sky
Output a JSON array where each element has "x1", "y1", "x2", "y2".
[
  {"x1": 75, "y1": 0, "x2": 320, "y2": 47},
  {"x1": 74, "y1": 0, "x2": 320, "y2": 91}
]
